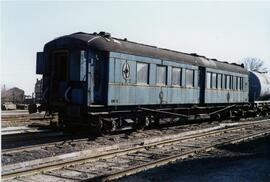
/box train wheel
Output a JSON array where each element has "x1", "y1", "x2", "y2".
[
  {"x1": 89, "y1": 118, "x2": 104, "y2": 136},
  {"x1": 136, "y1": 117, "x2": 150, "y2": 131}
]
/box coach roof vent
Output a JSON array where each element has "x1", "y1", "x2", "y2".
[{"x1": 99, "y1": 31, "x2": 111, "y2": 38}]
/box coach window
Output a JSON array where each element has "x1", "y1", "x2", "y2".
[
  {"x1": 229, "y1": 76, "x2": 233, "y2": 90},
  {"x1": 242, "y1": 78, "x2": 245, "y2": 90},
  {"x1": 217, "y1": 74, "x2": 222, "y2": 89},
  {"x1": 240, "y1": 77, "x2": 243, "y2": 90},
  {"x1": 212, "y1": 73, "x2": 217, "y2": 89},
  {"x1": 235, "y1": 77, "x2": 238, "y2": 90},
  {"x1": 232, "y1": 76, "x2": 235, "y2": 90},
  {"x1": 206, "y1": 72, "x2": 211, "y2": 89},
  {"x1": 172, "y1": 67, "x2": 181, "y2": 86},
  {"x1": 236, "y1": 77, "x2": 239, "y2": 90},
  {"x1": 239, "y1": 77, "x2": 241, "y2": 90},
  {"x1": 80, "y1": 50, "x2": 87, "y2": 81},
  {"x1": 221, "y1": 74, "x2": 224, "y2": 89},
  {"x1": 186, "y1": 69, "x2": 194, "y2": 87},
  {"x1": 156, "y1": 65, "x2": 167, "y2": 85},
  {"x1": 239, "y1": 77, "x2": 242, "y2": 90},
  {"x1": 225, "y1": 75, "x2": 229, "y2": 90},
  {"x1": 137, "y1": 63, "x2": 149, "y2": 84}
]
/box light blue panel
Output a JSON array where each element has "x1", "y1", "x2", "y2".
[
  {"x1": 184, "y1": 88, "x2": 197, "y2": 103},
  {"x1": 149, "y1": 64, "x2": 156, "y2": 86},
  {"x1": 149, "y1": 87, "x2": 157, "y2": 104},
  {"x1": 205, "y1": 90, "x2": 220, "y2": 103},
  {"x1": 205, "y1": 89, "x2": 249, "y2": 103},
  {"x1": 108, "y1": 85, "x2": 136, "y2": 105},
  {"x1": 167, "y1": 66, "x2": 172, "y2": 85},
  {"x1": 110, "y1": 52, "x2": 162, "y2": 65},
  {"x1": 135, "y1": 87, "x2": 152, "y2": 104},
  {"x1": 194, "y1": 70, "x2": 198, "y2": 88},
  {"x1": 165, "y1": 87, "x2": 169, "y2": 104},
  {"x1": 231, "y1": 92, "x2": 236, "y2": 102},
  {"x1": 206, "y1": 67, "x2": 247, "y2": 77},
  {"x1": 71, "y1": 88, "x2": 83, "y2": 104},
  {"x1": 114, "y1": 58, "x2": 124, "y2": 83},
  {"x1": 128, "y1": 60, "x2": 136, "y2": 84},
  {"x1": 114, "y1": 58, "x2": 136, "y2": 84},
  {"x1": 108, "y1": 84, "x2": 200, "y2": 106},
  {"x1": 168, "y1": 88, "x2": 181, "y2": 103},
  {"x1": 110, "y1": 52, "x2": 121, "y2": 58},
  {"x1": 107, "y1": 84, "x2": 116, "y2": 105},
  {"x1": 87, "y1": 49, "x2": 96, "y2": 106},
  {"x1": 163, "y1": 60, "x2": 197, "y2": 69},
  {"x1": 109, "y1": 58, "x2": 115, "y2": 82},
  {"x1": 243, "y1": 77, "x2": 249, "y2": 91},
  {"x1": 204, "y1": 67, "x2": 249, "y2": 104},
  {"x1": 155, "y1": 87, "x2": 165, "y2": 104},
  {"x1": 182, "y1": 68, "x2": 186, "y2": 87},
  {"x1": 119, "y1": 85, "x2": 136, "y2": 105}
]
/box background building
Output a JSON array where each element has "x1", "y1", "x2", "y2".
[
  {"x1": 1, "y1": 87, "x2": 25, "y2": 104},
  {"x1": 34, "y1": 78, "x2": 43, "y2": 104}
]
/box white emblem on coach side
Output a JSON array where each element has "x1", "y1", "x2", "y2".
[{"x1": 122, "y1": 62, "x2": 130, "y2": 80}]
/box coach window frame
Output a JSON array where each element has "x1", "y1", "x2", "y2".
[
  {"x1": 235, "y1": 76, "x2": 239, "y2": 90},
  {"x1": 211, "y1": 72, "x2": 217, "y2": 89},
  {"x1": 217, "y1": 73, "x2": 222, "y2": 89},
  {"x1": 233, "y1": 76, "x2": 237, "y2": 90},
  {"x1": 136, "y1": 62, "x2": 149, "y2": 85},
  {"x1": 156, "y1": 65, "x2": 167, "y2": 86},
  {"x1": 206, "y1": 72, "x2": 211, "y2": 89},
  {"x1": 238, "y1": 77, "x2": 241, "y2": 90},
  {"x1": 186, "y1": 69, "x2": 195, "y2": 88},
  {"x1": 229, "y1": 75, "x2": 232, "y2": 90},
  {"x1": 225, "y1": 75, "x2": 229, "y2": 90},
  {"x1": 171, "y1": 67, "x2": 182, "y2": 86},
  {"x1": 240, "y1": 77, "x2": 243, "y2": 91}
]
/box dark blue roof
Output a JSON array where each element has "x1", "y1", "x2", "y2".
[{"x1": 44, "y1": 32, "x2": 248, "y2": 74}]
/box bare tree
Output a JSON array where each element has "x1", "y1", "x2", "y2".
[{"x1": 241, "y1": 57, "x2": 268, "y2": 72}]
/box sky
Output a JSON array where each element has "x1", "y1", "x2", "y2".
[{"x1": 1, "y1": 1, "x2": 270, "y2": 95}]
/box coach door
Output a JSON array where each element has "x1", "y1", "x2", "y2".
[
  {"x1": 50, "y1": 50, "x2": 69, "y2": 101},
  {"x1": 199, "y1": 67, "x2": 206, "y2": 104}
]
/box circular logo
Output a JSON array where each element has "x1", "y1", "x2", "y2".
[{"x1": 122, "y1": 62, "x2": 130, "y2": 80}]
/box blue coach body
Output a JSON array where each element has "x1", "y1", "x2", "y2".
[{"x1": 36, "y1": 32, "x2": 251, "y2": 131}]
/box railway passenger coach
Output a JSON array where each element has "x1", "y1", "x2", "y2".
[{"x1": 36, "y1": 32, "x2": 254, "y2": 133}]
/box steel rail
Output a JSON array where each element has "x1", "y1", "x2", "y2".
[
  {"x1": 2, "y1": 135, "x2": 90, "y2": 155},
  {"x1": 2, "y1": 120, "x2": 270, "y2": 180},
  {"x1": 88, "y1": 129, "x2": 270, "y2": 182},
  {"x1": 1, "y1": 129, "x2": 63, "y2": 147},
  {"x1": 3, "y1": 118, "x2": 269, "y2": 155}
]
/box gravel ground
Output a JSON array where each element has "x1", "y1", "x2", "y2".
[
  {"x1": 117, "y1": 135, "x2": 270, "y2": 182},
  {"x1": 2, "y1": 121, "x2": 223, "y2": 165},
  {"x1": 2, "y1": 116, "x2": 269, "y2": 166}
]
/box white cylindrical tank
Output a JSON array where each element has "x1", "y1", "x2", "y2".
[{"x1": 249, "y1": 71, "x2": 270, "y2": 101}]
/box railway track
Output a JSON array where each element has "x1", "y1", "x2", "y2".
[
  {"x1": 1, "y1": 111, "x2": 49, "y2": 121},
  {"x1": 2, "y1": 118, "x2": 268, "y2": 155},
  {"x1": 2, "y1": 133, "x2": 87, "y2": 154},
  {"x1": 1, "y1": 118, "x2": 267, "y2": 155},
  {"x1": 2, "y1": 126, "x2": 63, "y2": 149},
  {"x1": 2, "y1": 119, "x2": 270, "y2": 181},
  {"x1": 1, "y1": 111, "x2": 52, "y2": 130}
]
